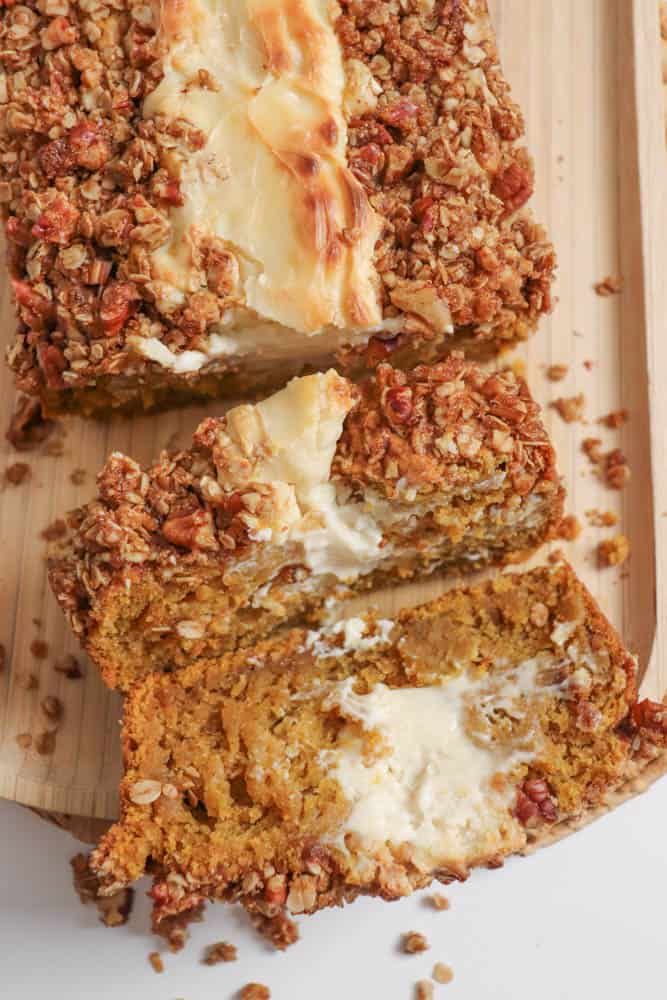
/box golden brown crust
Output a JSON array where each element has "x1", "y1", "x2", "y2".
[
  {"x1": 47, "y1": 361, "x2": 563, "y2": 689},
  {"x1": 89, "y1": 565, "x2": 663, "y2": 935}
]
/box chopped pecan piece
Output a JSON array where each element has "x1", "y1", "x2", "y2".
[{"x1": 162, "y1": 509, "x2": 218, "y2": 551}]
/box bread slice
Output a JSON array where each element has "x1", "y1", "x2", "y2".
[
  {"x1": 3, "y1": 0, "x2": 554, "y2": 415},
  {"x1": 90, "y1": 565, "x2": 667, "y2": 937},
  {"x1": 48, "y1": 357, "x2": 563, "y2": 690}
]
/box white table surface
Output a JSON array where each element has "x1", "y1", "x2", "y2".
[{"x1": 2, "y1": 779, "x2": 666, "y2": 999}]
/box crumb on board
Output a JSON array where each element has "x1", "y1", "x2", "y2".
[
  {"x1": 433, "y1": 963, "x2": 454, "y2": 985},
  {"x1": 551, "y1": 394, "x2": 585, "y2": 423},
  {"x1": 582, "y1": 437, "x2": 603, "y2": 464},
  {"x1": 34, "y1": 729, "x2": 57, "y2": 755},
  {"x1": 41, "y1": 694, "x2": 63, "y2": 723},
  {"x1": 402, "y1": 932, "x2": 430, "y2": 955},
  {"x1": 6, "y1": 396, "x2": 56, "y2": 452},
  {"x1": 548, "y1": 548, "x2": 566, "y2": 564},
  {"x1": 239, "y1": 984, "x2": 270, "y2": 1000},
  {"x1": 604, "y1": 449, "x2": 631, "y2": 489},
  {"x1": 597, "y1": 535, "x2": 630, "y2": 568},
  {"x1": 69, "y1": 467, "x2": 87, "y2": 485},
  {"x1": 40, "y1": 518, "x2": 68, "y2": 541},
  {"x1": 428, "y1": 893, "x2": 450, "y2": 911},
  {"x1": 545, "y1": 364, "x2": 568, "y2": 382},
  {"x1": 594, "y1": 275, "x2": 623, "y2": 296},
  {"x1": 16, "y1": 732, "x2": 31, "y2": 749},
  {"x1": 415, "y1": 982, "x2": 434, "y2": 1000},
  {"x1": 581, "y1": 440, "x2": 631, "y2": 490},
  {"x1": 585, "y1": 509, "x2": 618, "y2": 528},
  {"x1": 54, "y1": 654, "x2": 84, "y2": 679},
  {"x1": 599, "y1": 409, "x2": 628, "y2": 429},
  {"x1": 148, "y1": 952, "x2": 164, "y2": 974},
  {"x1": 582, "y1": 359, "x2": 595, "y2": 371},
  {"x1": 19, "y1": 672, "x2": 39, "y2": 690},
  {"x1": 4, "y1": 462, "x2": 30, "y2": 485},
  {"x1": 30, "y1": 639, "x2": 49, "y2": 659},
  {"x1": 203, "y1": 941, "x2": 238, "y2": 965},
  {"x1": 557, "y1": 514, "x2": 581, "y2": 541}
]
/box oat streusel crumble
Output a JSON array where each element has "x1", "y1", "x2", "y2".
[
  {"x1": 1, "y1": 0, "x2": 554, "y2": 415},
  {"x1": 48, "y1": 358, "x2": 563, "y2": 690},
  {"x1": 89, "y1": 565, "x2": 667, "y2": 936}
]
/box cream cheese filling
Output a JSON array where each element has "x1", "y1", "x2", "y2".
[
  {"x1": 208, "y1": 371, "x2": 549, "y2": 584},
  {"x1": 320, "y1": 656, "x2": 569, "y2": 868},
  {"x1": 138, "y1": 0, "x2": 384, "y2": 370}
]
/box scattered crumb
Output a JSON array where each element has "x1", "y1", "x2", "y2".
[
  {"x1": 41, "y1": 694, "x2": 63, "y2": 723},
  {"x1": 432, "y1": 963, "x2": 454, "y2": 985},
  {"x1": 545, "y1": 364, "x2": 568, "y2": 382},
  {"x1": 19, "y1": 672, "x2": 39, "y2": 690},
  {"x1": 594, "y1": 275, "x2": 623, "y2": 296},
  {"x1": 69, "y1": 467, "x2": 87, "y2": 486},
  {"x1": 245, "y1": 907, "x2": 299, "y2": 950},
  {"x1": 604, "y1": 449, "x2": 631, "y2": 490},
  {"x1": 585, "y1": 509, "x2": 619, "y2": 528},
  {"x1": 597, "y1": 535, "x2": 630, "y2": 568},
  {"x1": 34, "y1": 729, "x2": 57, "y2": 755},
  {"x1": 32, "y1": 617, "x2": 42, "y2": 628},
  {"x1": 582, "y1": 440, "x2": 631, "y2": 490},
  {"x1": 428, "y1": 893, "x2": 450, "y2": 911},
  {"x1": 6, "y1": 396, "x2": 56, "y2": 451},
  {"x1": 582, "y1": 437, "x2": 603, "y2": 464},
  {"x1": 557, "y1": 514, "x2": 582, "y2": 542},
  {"x1": 148, "y1": 952, "x2": 164, "y2": 974},
  {"x1": 239, "y1": 985, "x2": 270, "y2": 1000},
  {"x1": 164, "y1": 430, "x2": 184, "y2": 455},
  {"x1": 548, "y1": 548, "x2": 566, "y2": 564},
  {"x1": 402, "y1": 932, "x2": 430, "y2": 955},
  {"x1": 40, "y1": 518, "x2": 67, "y2": 541},
  {"x1": 0, "y1": 643, "x2": 5, "y2": 672},
  {"x1": 582, "y1": 359, "x2": 595, "y2": 371},
  {"x1": 16, "y1": 732, "x2": 31, "y2": 749},
  {"x1": 551, "y1": 394, "x2": 585, "y2": 423},
  {"x1": 599, "y1": 409, "x2": 628, "y2": 429},
  {"x1": 54, "y1": 654, "x2": 84, "y2": 679},
  {"x1": 203, "y1": 941, "x2": 238, "y2": 965},
  {"x1": 415, "y1": 982, "x2": 434, "y2": 1000},
  {"x1": 30, "y1": 639, "x2": 49, "y2": 659},
  {"x1": 155, "y1": 904, "x2": 205, "y2": 953},
  {"x1": 71, "y1": 853, "x2": 135, "y2": 927},
  {"x1": 4, "y1": 462, "x2": 30, "y2": 486}
]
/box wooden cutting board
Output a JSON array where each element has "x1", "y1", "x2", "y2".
[{"x1": 0, "y1": 0, "x2": 666, "y2": 841}]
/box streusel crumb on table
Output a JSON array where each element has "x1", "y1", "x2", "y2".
[
  {"x1": 90, "y1": 565, "x2": 667, "y2": 940},
  {"x1": 1, "y1": 0, "x2": 554, "y2": 415},
  {"x1": 48, "y1": 358, "x2": 563, "y2": 690}
]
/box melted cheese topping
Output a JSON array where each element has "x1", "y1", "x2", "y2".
[
  {"x1": 144, "y1": 0, "x2": 382, "y2": 343},
  {"x1": 321, "y1": 658, "x2": 562, "y2": 869}
]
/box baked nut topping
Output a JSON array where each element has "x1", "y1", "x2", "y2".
[
  {"x1": 47, "y1": 362, "x2": 563, "y2": 689},
  {"x1": 1, "y1": 0, "x2": 554, "y2": 414}
]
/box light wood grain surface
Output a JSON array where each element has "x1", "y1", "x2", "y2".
[{"x1": 0, "y1": 0, "x2": 665, "y2": 825}]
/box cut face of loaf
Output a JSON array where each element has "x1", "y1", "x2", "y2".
[
  {"x1": 2, "y1": 0, "x2": 554, "y2": 415},
  {"x1": 90, "y1": 564, "x2": 667, "y2": 932},
  {"x1": 48, "y1": 357, "x2": 564, "y2": 690}
]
